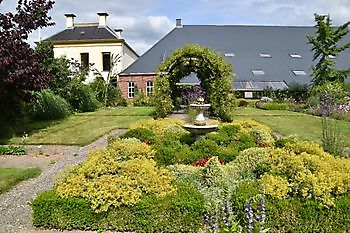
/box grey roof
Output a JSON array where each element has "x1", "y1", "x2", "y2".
[
  {"x1": 122, "y1": 25, "x2": 350, "y2": 88},
  {"x1": 45, "y1": 24, "x2": 119, "y2": 41}
]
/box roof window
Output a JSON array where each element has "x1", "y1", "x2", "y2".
[
  {"x1": 260, "y1": 53, "x2": 272, "y2": 58},
  {"x1": 224, "y1": 53, "x2": 235, "y2": 57},
  {"x1": 292, "y1": 70, "x2": 307, "y2": 76},
  {"x1": 289, "y1": 53, "x2": 302, "y2": 58},
  {"x1": 328, "y1": 55, "x2": 336, "y2": 59},
  {"x1": 252, "y1": 70, "x2": 265, "y2": 76}
]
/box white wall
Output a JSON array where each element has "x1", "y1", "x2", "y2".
[
  {"x1": 54, "y1": 42, "x2": 130, "y2": 83},
  {"x1": 122, "y1": 44, "x2": 139, "y2": 71}
]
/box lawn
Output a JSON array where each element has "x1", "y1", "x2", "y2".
[
  {"x1": 0, "y1": 168, "x2": 41, "y2": 194},
  {"x1": 4, "y1": 107, "x2": 154, "y2": 146},
  {"x1": 231, "y1": 107, "x2": 350, "y2": 147}
]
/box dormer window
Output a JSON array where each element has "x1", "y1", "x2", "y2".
[
  {"x1": 252, "y1": 70, "x2": 265, "y2": 76},
  {"x1": 260, "y1": 53, "x2": 272, "y2": 58}
]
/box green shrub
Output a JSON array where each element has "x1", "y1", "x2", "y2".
[
  {"x1": 0, "y1": 145, "x2": 26, "y2": 155},
  {"x1": 119, "y1": 127, "x2": 156, "y2": 144},
  {"x1": 66, "y1": 84, "x2": 100, "y2": 112},
  {"x1": 132, "y1": 182, "x2": 205, "y2": 232},
  {"x1": 32, "y1": 183, "x2": 205, "y2": 232},
  {"x1": 32, "y1": 190, "x2": 105, "y2": 230},
  {"x1": 191, "y1": 138, "x2": 219, "y2": 157},
  {"x1": 30, "y1": 90, "x2": 71, "y2": 120},
  {"x1": 265, "y1": 194, "x2": 350, "y2": 233},
  {"x1": 321, "y1": 117, "x2": 345, "y2": 156},
  {"x1": 133, "y1": 92, "x2": 154, "y2": 106},
  {"x1": 258, "y1": 102, "x2": 289, "y2": 110},
  {"x1": 89, "y1": 78, "x2": 127, "y2": 107}
]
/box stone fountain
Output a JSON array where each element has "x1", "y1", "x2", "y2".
[{"x1": 183, "y1": 97, "x2": 218, "y2": 136}]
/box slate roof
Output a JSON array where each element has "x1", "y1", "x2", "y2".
[
  {"x1": 45, "y1": 24, "x2": 120, "y2": 41},
  {"x1": 122, "y1": 25, "x2": 350, "y2": 89}
]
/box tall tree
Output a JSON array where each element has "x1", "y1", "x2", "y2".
[
  {"x1": 0, "y1": 0, "x2": 54, "y2": 117},
  {"x1": 307, "y1": 14, "x2": 350, "y2": 87}
]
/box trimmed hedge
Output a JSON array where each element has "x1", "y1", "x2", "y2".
[
  {"x1": 265, "y1": 194, "x2": 350, "y2": 233},
  {"x1": 31, "y1": 183, "x2": 205, "y2": 232}
]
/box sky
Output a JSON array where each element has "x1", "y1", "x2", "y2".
[{"x1": 1, "y1": 0, "x2": 350, "y2": 55}]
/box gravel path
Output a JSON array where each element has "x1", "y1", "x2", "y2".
[{"x1": 0, "y1": 130, "x2": 125, "y2": 233}]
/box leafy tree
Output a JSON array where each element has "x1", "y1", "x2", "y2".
[
  {"x1": 34, "y1": 41, "x2": 71, "y2": 97},
  {"x1": 0, "y1": 0, "x2": 55, "y2": 117},
  {"x1": 307, "y1": 14, "x2": 350, "y2": 87}
]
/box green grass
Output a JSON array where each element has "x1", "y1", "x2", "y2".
[
  {"x1": 0, "y1": 168, "x2": 41, "y2": 194},
  {"x1": 231, "y1": 107, "x2": 350, "y2": 147},
  {"x1": 3, "y1": 107, "x2": 154, "y2": 146}
]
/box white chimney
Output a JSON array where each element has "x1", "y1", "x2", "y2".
[
  {"x1": 97, "y1": 12, "x2": 108, "y2": 27},
  {"x1": 176, "y1": 18, "x2": 182, "y2": 28},
  {"x1": 114, "y1": 29, "x2": 123, "y2": 38},
  {"x1": 64, "y1": 13, "x2": 76, "y2": 29}
]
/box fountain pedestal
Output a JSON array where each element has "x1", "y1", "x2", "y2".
[{"x1": 183, "y1": 101, "x2": 218, "y2": 136}]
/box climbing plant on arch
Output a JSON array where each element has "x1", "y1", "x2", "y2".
[{"x1": 153, "y1": 44, "x2": 235, "y2": 121}]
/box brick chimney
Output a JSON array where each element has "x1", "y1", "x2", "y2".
[
  {"x1": 97, "y1": 12, "x2": 108, "y2": 27},
  {"x1": 64, "y1": 13, "x2": 76, "y2": 29}
]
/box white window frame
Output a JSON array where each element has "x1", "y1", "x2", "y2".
[
  {"x1": 146, "y1": 81, "x2": 154, "y2": 96},
  {"x1": 128, "y1": 82, "x2": 135, "y2": 98}
]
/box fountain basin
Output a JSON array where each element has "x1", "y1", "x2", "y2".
[{"x1": 183, "y1": 123, "x2": 218, "y2": 135}]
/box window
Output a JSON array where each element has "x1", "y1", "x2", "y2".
[
  {"x1": 328, "y1": 54, "x2": 336, "y2": 59},
  {"x1": 292, "y1": 70, "x2": 307, "y2": 76},
  {"x1": 80, "y1": 53, "x2": 89, "y2": 68},
  {"x1": 252, "y1": 70, "x2": 265, "y2": 76},
  {"x1": 259, "y1": 53, "x2": 272, "y2": 58},
  {"x1": 224, "y1": 53, "x2": 235, "y2": 57},
  {"x1": 289, "y1": 53, "x2": 302, "y2": 58},
  {"x1": 128, "y1": 82, "x2": 135, "y2": 98},
  {"x1": 146, "y1": 81, "x2": 154, "y2": 96},
  {"x1": 102, "y1": 52, "x2": 111, "y2": 71}
]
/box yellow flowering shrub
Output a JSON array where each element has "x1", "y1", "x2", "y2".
[
  {"x1": 232, "y1": 119, "x2": 273, "y2": 134},
  {"x1": 261, "y1": 143, "x2": 350, "y2": 206},
  {"x1": 130, "y1": 118, "x2": 184, "y2": 136},
  {"x1": 260, "y1": 174, "x2": 290, "y2": 199},
  {"x1": 230, "y1": 120, "x2": 275, "y2": 147},
  {"x1": 56, "y1": 139, "x2": 174, "y2": 212}
]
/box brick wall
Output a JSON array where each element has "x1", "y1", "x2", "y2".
[{"x1": 118, "y1": 74, "x2": 156, "y2": 100}]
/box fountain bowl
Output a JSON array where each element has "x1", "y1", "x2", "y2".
[{"x1": 183, "y1": 123, "x2": 218, "y2": 135}]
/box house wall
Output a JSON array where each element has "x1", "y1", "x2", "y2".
[
  {"x1": 118, "y1": 74, "x2": 156, "y2": 99},
  {"x1": 53, "y1": 42, "x2": 136, "y2": 83},
  {"x1": 123, "y1": 45, "x2": 139, "y2": 71}
]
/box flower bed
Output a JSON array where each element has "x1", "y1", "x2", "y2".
[{"x1": 32, "y1": 118, "x2": 350, "y2": 232}]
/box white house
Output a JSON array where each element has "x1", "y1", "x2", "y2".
[{"x1": 44, "y1": 13, "x2": 139, "y2": 83}]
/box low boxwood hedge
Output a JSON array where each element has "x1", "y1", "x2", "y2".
[{"x1": 31, "y1": 182, "x2": 205, "y2": 232}]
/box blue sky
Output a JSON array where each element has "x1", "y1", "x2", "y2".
[{"x1": 1, "y1": 0, "x2": 350, "y2": 54}]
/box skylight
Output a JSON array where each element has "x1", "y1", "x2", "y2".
[
  {"x1": 224, "y1": 53, "x2": 235, "y2": 57},
  {"x1": 252, "y1": 70, "x2": 265, "y2": 76},
  {"x1": 290, "y1": 53, "x2": 302, "y2": 58},
  {"x1": 328, "y1": 55, "x2": 336, "y2": 59},
  {"x1": 292, "y1": 70, "x2": 307, "y2": 76},
  {"x1": 260, "y1": 53, "x2": 272, "y2": 58}
]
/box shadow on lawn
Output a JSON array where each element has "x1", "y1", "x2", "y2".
[{"x1": 0, "y1": 118, "x2": 63, "y2": 144}]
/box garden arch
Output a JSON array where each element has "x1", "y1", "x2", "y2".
[{"x1": 153, "y1": 44, "x2": 235, "y2": 121}]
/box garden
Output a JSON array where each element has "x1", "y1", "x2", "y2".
[{"x1": 31, "y1": 118, "x2": 350, "y2": 232}]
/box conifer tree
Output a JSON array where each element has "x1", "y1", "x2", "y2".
[{"x1": 307, "y1": 14, "x2": 350, "y2": 87}]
